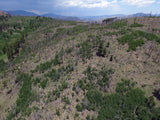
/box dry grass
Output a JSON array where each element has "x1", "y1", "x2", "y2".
[{"x1": 1, "y1": 17, "x2": 160, "y2": 119}]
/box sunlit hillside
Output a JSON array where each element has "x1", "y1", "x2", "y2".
[{"x1": 0, "y1": 15, "x2": 160, "y2": 120}]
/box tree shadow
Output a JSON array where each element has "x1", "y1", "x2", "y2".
[{"x1": 152, "y1": 89, "x2": 160, "y2": 100}]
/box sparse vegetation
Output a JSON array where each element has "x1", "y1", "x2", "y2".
[
  {"x1": 85, "y1": 79, "x2": 160, "y2": 120},
  {"x1": 107, "y1": 20, "x2": 127, "y2": 29},
  {"x1": 56, "y1": 109, "x2": 60, "y2": 116},
  {"x1": 80, "y1": 40, "x2": 93, "y2": 61},
  {"x1": 62, "y1": 96, "x2": 70, "y2": 104},
  {"x1": 97, "y1": 41, "x2": 106, "y2": 57},
  {"x1": 0, "y1": 17, "x2": 53, "y2": 61},
  {"x1": 1, "y1": 16, "x2": 160, "y2": 120},
  {"x1": 6, "y1": 73, "x2": 34, "y2": 119},
  {"x1": 118, "y1": 30, "x2": 160, "y2": 51},
  {"x1": 76, "y1": 104, "x2": 83, "y2": 112},
  {"x1": 130, "y1": 23, "x2": 144, "y2": 27},
  {"x1": 40, "y1": 79, "x2": 48, "y2": 89},
  {"x1": 33, "y1": 53, "x2": 61, "y2": 73}
]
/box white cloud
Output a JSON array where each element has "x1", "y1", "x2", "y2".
[
  {"x1": 56, "y1": 0, "x2": 118, "y2": 8},
  {"x1": 121, "y1": 0, "x2": 155, "y2": 7}
]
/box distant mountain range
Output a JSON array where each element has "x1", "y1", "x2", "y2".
[
  {"x1": 2, "y1": 10, "x2": 160, "y2": 21},
  {"x1": 79, "y1": 13, "x2": 160, "y2": 21},
  {"x1": 126, "y1": 13, "x2": 160, "y2": 18},
  {"x1": 79, "y1": 14, "x2": 125, "y2": 21},
  {"x1": 42, "y1": 13, "x2": 80, "y2": 21},
  {"x1": 4, "y1": 10, "x2": 37, "y2": 16},
  {"x1": 3, "y1": 10, "x2": 81, "y2": 21}
]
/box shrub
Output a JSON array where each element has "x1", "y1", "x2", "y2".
[
  {"x1": 53, "y1": 88, "x2": 60, "y2": 100},
  {"x1": 34, "y1": 53, "x2": 61, "y2": 73},
  {"x1": 32, "y1": 77, "x2": 41, "y2": 85},
  {"x1": 86, "y1": 90, "x2": 102, "y2": 110},
  {"x1": 97, "y1": 71, "x2": 109, "y2": 87},
  {"x1": 45, "y1": 68, "x2": 60, "y2": 82},
  {"x1": 130, "y1": 23, "x2": 144, "y2": 27},
  {"x1": 52, "y1": 54, "x2": 60, "y2": 66},
  {"x1": 80, "y1": 40, "x2": 93, "y2": 61},
  {"x1": 15, "y1": 73, "x2": 33, "y2": 115},
  {"x1": 67, "y1": 25, "x2": 88, "y2": 35},
  {"x1": 86, "y1": 114, "x2": 90, "y2": 120},
  {"x1": 75, "y1": 112, "x2": 79, "y2": 117},
  {"x1": 76, "y1": 104, "x2": 83, "y2": 112},
  {"x1": 97, "y1": 41, "x2": 106, "y2": 57},
  {"x1": 66, "y1": 115, "x2": 69, "y2": 119},
  {"x1": 56, "y1": 28, "x2": 66, "y2": 35},
  {"x1": 56, "y1": 109, "x2": 60, "y2": 116},
  {"x1": 84, "y1": 66, "x2": 98, "y2": 81},
  {"x1": 118, "y1": 30, "x2": 160, "y2": 51},
  {"x1": 65, "y1": 64, "x2": 74, "y2": 74},
  {"x1": 108, "y1": 21, "x2": 127, "y2": 29},
  {"x1": 59, "y1": 81, "x2": 68, "y2": 91},
  {"x1": 40, "y1": 79, "x2": 48, "y2": 89},
  {"x1": 6, "y1": 112, "x2": 15, "y2": 120},
  {"x1": 65, "y1": 47, "x2": 73, "y2": 53},
  {"x1": 62, "y1": 96, "x2": 70, "y2": 104}
]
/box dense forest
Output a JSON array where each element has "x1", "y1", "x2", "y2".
[{"x1": 0, "y1": 15, "x2": 160, "y2": 120}]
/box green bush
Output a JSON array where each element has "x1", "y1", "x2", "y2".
[
  {"x1": 6, "y1": 112, "x2": 15, "y2": 120},
  {"x1": 56, "y1": 109, "x2": 60, "y2": 116},
  {"x1": 128, "y1": 39, "x2": 144, "y2": 51},
  {"x1": 76, "y1": 104, "x2": 83, "y2": 112},
  {"x1": 84, "y1": 66, "x2": 98, "y2": 81},
  {"x1": 37, "y1": 61, "x2": 52, "y2": 73},
  {"x1": 0, "y1": 59, "x2": 7, "y2": 72},
  {"x1": 119, "y1": 28, "x2": 127, "y2": 34},
  {"x1": 130, "y1": 23, "x2": 144, "y2": 27},
  {"x1": 83, "y1": 79, "x2": 159, "y2": 120},
  {"x1": 56, "y1": 28, "x2": 66, "y2": 35},
  {"x1": 32, "y1": 77, "x2": 41, "y2": 85},
  {"x1": 117, "y1": 30, "x2": 160, "y2": 51},
  {"x1": 59, "y1": 81, "x2": 68, "y2": 91},
  {"x1": 97, "y1": 71, "x2": 109, "y2": 87},
  {"x1": 80, "y1": 40, "x2": 93, "y2": 61},
  {"x1": 52, "y1": 54, "x2": 60, "y2": 66},
  {"x1": 45, "y1": 68, "x2": 60, "y2": 82},
  {"x1": 62, "y1": 96, "x2": 70, "y2": 104},
  {"x1": 40, "y1": 79, "x2": 48, "y2": 89},
  {"x1": 67, "y1": 25, "x2": 88, "y2": 35},
  {"x1": 0, "y1": 17, "x2": 48, "y2": 60},
  {"x1": 33, "y1": 52, "x2": 61, "y2": 73},
  {"x1": 86, "y1": 90, "x2": 102, "y2": 111},
  {"x1": 65, "y1": 64, "x2": 74, "y2": 74},
  {"x1": 14, "y1": 73, "x2": 33, "y2": 117},
  {"x1": 97, "y1": 41, "x2": 106, "y2": 57},
  {"x1": 53, "y1": 88, "x2": 60, "y2": 100},
  {"x1": 75, "y1": 112, "x2": 79, "y2": 117},
  {"x1": 86, "y1": 114, "x2": 90, "y2": 120},
  {"x1": 108, "y1": 21, "x2": 127, "y2": 29},
  {"x1": 65, "y1": 47, "x2": 73, "y2": 53}
]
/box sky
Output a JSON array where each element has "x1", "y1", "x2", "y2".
[{"x1": 0, "y1": 0, "x2": 160, "y2": 16}]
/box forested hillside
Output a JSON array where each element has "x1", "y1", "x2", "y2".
[{"x1": 0, "y1": 16, "x2": 160, "y2": 120}]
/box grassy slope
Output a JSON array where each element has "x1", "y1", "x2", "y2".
[{"x1": 0, "y1": 16, "x2": 160, "y2": 120}]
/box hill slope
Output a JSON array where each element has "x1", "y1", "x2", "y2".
[
  {"x1": 0, "y1": 16, "x2": 160, "y2": 120},
  {"x1": 0, "y1": 10, "x2": 8, "y2": 16},
  {"x1": 4, "y1": 10, "x2": 38, "y2": 16}
]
